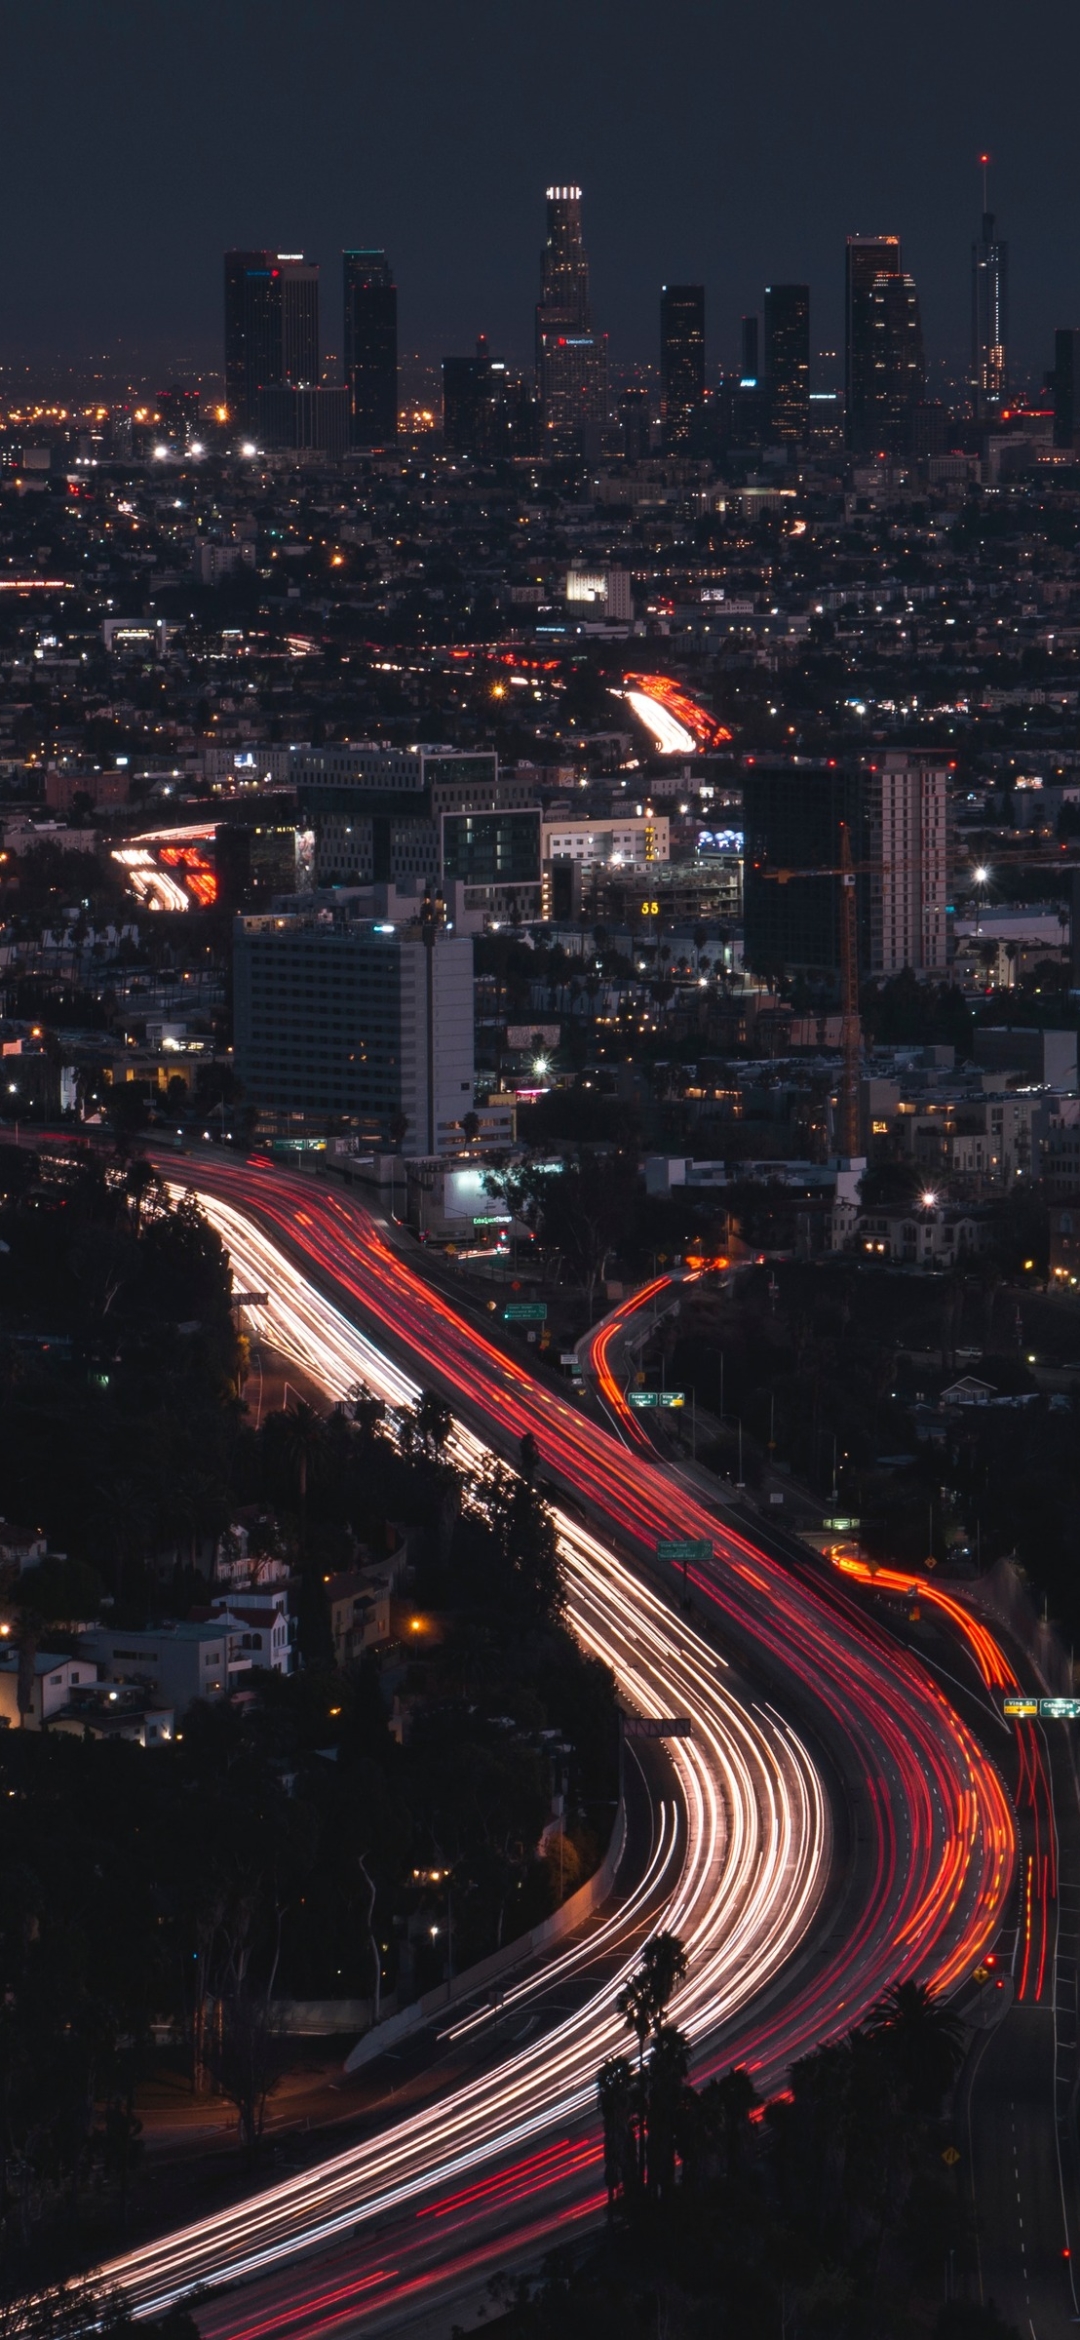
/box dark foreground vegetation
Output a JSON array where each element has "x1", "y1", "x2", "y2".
[
  {"x1": 0, "y1": 1144, "x2": 617, "y2": 2291},
  {"x1": 491, "y1": 1936, "x2": 1016, "y2": 2340}
]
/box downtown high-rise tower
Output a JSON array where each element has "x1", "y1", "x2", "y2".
[{"x1": 535, "y1": 187, "x2": 608, "y2": 446}]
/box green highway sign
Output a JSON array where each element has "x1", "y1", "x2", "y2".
[
  {"x1": 1002, "y1": 1696, "x2": 1039, "y2": 1719},
  {"x1": 629, "y1": 1390, "x2": 686, "y2": 1409},
  {"x1": 503, "y1": 1302, "x2": 548, "y2": 1322},
  {"x1": 1040, "y1": 1697, "x2": 1080, "y2": 1720},
  {"x1": 658, "y1": 1539, "x2": 713, "y2": 1565}
]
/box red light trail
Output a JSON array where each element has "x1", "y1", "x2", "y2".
[{"x1": 97, "y1": 1157, "x2": 1016, "y2": 2331}]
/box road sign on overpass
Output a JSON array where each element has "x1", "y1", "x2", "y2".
[
  {"x1": 1040, "y1": 1696, "x2": 1080, "y2": 1720},
  {"x1": 658, "y1": 1538, "x2": 712, "y2": 1564},
  {"x1": 629, "y1": 1390, "x2": 685, "y2": 1408},
  {"x1": 503, "y1": 1302, "x2": 547, "y2": 1322},
  {"x1": 1002, "y1": 1696, "x2": 1039, "y2": 1718}
]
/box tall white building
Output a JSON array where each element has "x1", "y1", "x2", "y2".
[{"x1": 871, "y1": 751, "x2": 949, "y2": 975}]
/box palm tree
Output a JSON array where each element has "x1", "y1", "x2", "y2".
[
  {"x1": 279, "y1": 1399, "x2": 324, "y2": 1552},
  {"x1": 415, "y1": 1390, "x2": 452, "y2": 1455},
  {"x1": 865, "y1": 1978, "x2": 965, "y2": 2116},
  {"x1": 645, "y1": 2021, "x2": 691, "y2": 2200},
  {"x1": 598, "y1": 2053, "x2": 636, "y2": 2211}
]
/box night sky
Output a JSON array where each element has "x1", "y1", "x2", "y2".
[{"x1": 2, "y1": 0, "x2": 1077, "y2": 386}]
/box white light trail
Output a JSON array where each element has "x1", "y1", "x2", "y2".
[
  {"x1": 103, "y1": 1195, "x2": 827, "y2": 2311},
  {"x1": 621, "y1": 688, "x2": 696, "y2": 756}
]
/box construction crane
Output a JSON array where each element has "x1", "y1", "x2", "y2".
[{"x1": 762, "y1": 824, "x2": 864, "y2": 1156}]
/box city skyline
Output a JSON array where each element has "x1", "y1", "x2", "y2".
[{"x1": 0, "y1": 0, "x2": 1077, "y2": 380}]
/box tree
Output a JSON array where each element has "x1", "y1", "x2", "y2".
[
  {"x1": 487, "y1": 1148, "x2": 641, "y2": 1311},
  {"x1": 415, "y1": 1389, "x2": 452, "y2": 1456},
  {"x1": 279, "y1": 1398, "x2": 324, "y2": 1519},
  {"x1": 598, "y1": 2053, "x2": 637, "y2": 2211},
  {"x1": 865, "y1": 1978, "x2": 965, "y2": 2117}
]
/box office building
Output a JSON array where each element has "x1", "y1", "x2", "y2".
[
  {"x1": 224, "y1": 250, "x2": 277, "y2": 430},
  {"x1": 535, "y1": 185, "x2": 608, "y2": 442},
  {"x1": 443, "y1": 338, "x2": 493, "y2": 455},
  {"x1": 660, "y1": 284, "x2": 705, "y2": 449},
  {"x1": 256, "y1": 385, "x2": 349, "y2": 458},
  {"x1": 743, "y1": 766, "x2": 871, "y2": 978},
  {"x1": 233, "y1": 911, "x2": 474, "y2": 1150},
  {"x1": 1053, "y1": 328, "x2": 1079, "y2": 450},
  {"x1": 223, "y1": 251, "x2": 320, "y2": 432},
  {"x1": 869, "y1": 269, "x2": 925, "y2": 453},
  {"x1": 740, "y1": 315, "x2": 760, "y2": 384},
  {"x1": 764, "y1": 284, "x2": 810, "y2": 442},
  {"x1": 971, "y1": 167, "x2": 1008, "y2": 422},
  {"x1": 845, "y1": 234, "x2": 901, "y2": 451},
  {"x1": 343, "y1": 250, "x2": 398, "y2": 446},
  {"x1": 869, "y1": 751, "x2": 948, "y2": 975},
  {"x1": 295, "y1": 745, "x2": 501, "y2": 888},
  {"x1": 564, "y1": 567, "x2": 633, "y2": 622},
  {"x1": 618, "y1": 386, "x2": 650, "y2": 461},
  {"x1": 278, "y1": 256, "x2": 319, "y2": 387}
]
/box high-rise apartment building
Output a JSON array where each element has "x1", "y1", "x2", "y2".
[
  {"x1": 869, "y1": 751, "x2": 949, "y2": 976},
  {"x1": 343, "y1": 250, "x2": 398, "y2": 446},
  {"x1": 764, "y1": 284, "x2": 810, "y2": 442},
  {"x1": 845, "y1": 234, "x2": 901, "y2": 451},
  {"x1": 869, "y1": 270, "x2": 925, "y2": 454},
  {"x1": 971, "y1": 164, "x2": 1008, "y2": 422},
  {"x1": 535, "y1": 186, "x2": 608, "y2": 442},
  {"x1": 233, "y1": 912, "x2": 474, "y2": 1151},
  {"x1": 660, "y1": 284, "x2": 705, "y2": 449},
  {"x1": 224, "y1": 252, "x2": 319, "y2": 431}
]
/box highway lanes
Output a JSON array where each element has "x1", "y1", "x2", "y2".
[
  {"x1": 99, "y1": 1158, "x2": 1016, "y2": 2327},
  {"x1": 100, "y1": 1180, "x2": 827, "y2": 2315}
]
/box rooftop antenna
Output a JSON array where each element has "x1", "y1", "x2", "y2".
[{"x1": 980, "y1": 151, "x2": 991, "y2": 214}]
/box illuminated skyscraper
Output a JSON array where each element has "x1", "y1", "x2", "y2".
[
  {"x1": 971, "y1": 160, "x2": 1008, "y2": 422},
  {"x1": 845, "y1": 234, "x2": 901, "y2": 451},
  {"x1": 535, "y1": 186, "x2": 608, "y2": 443},
  {"x1": 343, "y1": 250, "x2": 398, "y2": 446},
  {"x1": 764, "y1": 284, "x2": 810, "y2": 442},
  {"x1": 660, "y1": 284, "x2": 705, "y2": 449},
  {"x1": 223, "y1": 251, "x2": 319, "y2": 432}
]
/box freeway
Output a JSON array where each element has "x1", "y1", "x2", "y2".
[
  {"x1": 587, "y1": 1266, "x2": 1080, "y2": 2332},
  {"x1": 98, "y1": 1155, "x2": 1016, "y2": 2329}
]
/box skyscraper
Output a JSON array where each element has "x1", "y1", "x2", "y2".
[
  {"x1": 442, "y1": 338, "x2": 494, "y2": 455},
  {"x1": 535, "y1": 186, "x2": 608, "y2": 443},
  {"x1": 223, "y1": 252, "x2": 319, "y2": 432},
  {"x1": 971, "y1": 160, "x2": 1008, "y2": 423},
  {"x1": 343, "y1": 250, "x2": 398, "y2": 447},
  {"x1": 224, "y1": 251, "x2": 277, "y2": 430},
  {"x1": 277, "y1": 257, "x2": 320, "y2": 388},
  {"x1": 660, "y1": 284, "x2": 705, "y2": 449},
  {"x1": 764, "y1": 284, "x2": 810, "y2": 442},
  {"x1": 869, "y1": 270, "x2": 925, "y2": 454},
  {"x1": 845, "y1": 234, "x2": 901, "y2": 451}
]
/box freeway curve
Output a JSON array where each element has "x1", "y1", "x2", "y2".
[{"x1": 102, "y1": 1154, "x2": 1015, "y2": 2330}]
